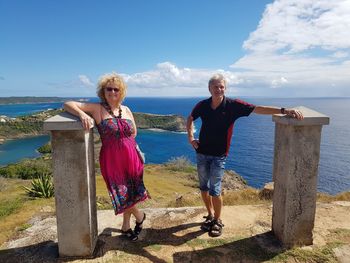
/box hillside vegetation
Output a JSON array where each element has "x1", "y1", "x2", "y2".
[
  {"x1": 0, "y1": 109, "x2": 63, "y2": 141},
  {"x1": 0, "y1": 109, "x2": 186, "y2": 142},
  {"x1": 0, "y1": 97, "x2": 70, "y2": 105},
  {"x1": 134, "y1": 112, "x2": 186, "y2": 132}
]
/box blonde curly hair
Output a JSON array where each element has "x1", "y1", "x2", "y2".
[{"x1": 97, "y1": 72, "x2": 127, "y2": 105}]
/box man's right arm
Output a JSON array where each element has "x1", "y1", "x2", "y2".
[{"x1": 186, "y1": 115, "x2": 199, "y2": 149}]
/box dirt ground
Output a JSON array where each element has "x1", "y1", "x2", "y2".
[{"x1": 1, "y1": 202, "x2": 350, "y2": 263}]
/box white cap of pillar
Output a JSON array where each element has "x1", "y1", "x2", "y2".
[
  {"x1": 272, "y1": 106, "x2": 330, "y2": 126},
  {"x1": 43, "y1": 112, "x2": 94, "y2": 131}
]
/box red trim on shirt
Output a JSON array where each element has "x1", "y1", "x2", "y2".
[{"x1": 190, "y1": 101, "x2": 203, "y2": 120}]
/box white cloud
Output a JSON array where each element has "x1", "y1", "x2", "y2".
[
  {"x1": 332, "y1": 51, "x2": 349, "y2": 58},
  {"x1": 229, "y1": 0, "x2": 350, "y2": 96},
  {"x1": 44, "y1": 75, "x2": 96, "y2": 97},
  {"x1": 271, "y1": 77, "x2": 288, "y2": 88},
  {"x1": 78, "y1": 75, "x2": 94, "y2": 87},
  {"x1": 120, "y1": 0, "x2": 350, "y2": 97},
  {"x1": 122, "y1": 62, "x2": 244, "y2": 97},
  {"x1": 243, "y1": 0, "x2": 350, "y2": 53},
  {"x1": 47, "y1": 0, "x2": 349, "y2": 98}
]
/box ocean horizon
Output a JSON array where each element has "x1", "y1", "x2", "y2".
[{"x1": 0, "y1": 97, "x2": 349, "y2": 195}]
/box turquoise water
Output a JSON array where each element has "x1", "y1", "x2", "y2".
[
  {"x1": 0, "y1": 135, "x2": 49, "y2": 166},
  {"x1": 0, "y1": 97, "x2": 349, "y2": 195}
]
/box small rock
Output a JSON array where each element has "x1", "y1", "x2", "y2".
[
  {"x1": 40, "y1": 206, "x2": 54, "y2": 213},
  {"x1": 259, "y1": 182, "x2": 274, "y2": 200},
  {"x1": 332, "y1": 201, "x2": 350, "y2": 207},
  {"x1": 333, "y1": 244, "x2": 350, "y2": 263}
]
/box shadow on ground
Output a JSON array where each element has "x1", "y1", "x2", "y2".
[
  {"x1": 173, "y1": 231, "x2": 284, "y2": 262},
  {"x1": 95, "y1": 227, "x2": 285, "y2": 263},
  {"x1": 0, "y1": 240, "x2": 58, "y2": 263},
  {"x1": 0, "y1": 228, "x2": 285, "y2": 262},
  {"x1": 95, "y1": 222, "x2": 203, "y2": 263}
]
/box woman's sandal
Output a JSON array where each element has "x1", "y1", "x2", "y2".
[
  {"x1": 209, "y1": 219, "x2": 224, "y2": 237},
  {"x1": 121, "y1": 228, "x2": 138, "y2": 241},
  {"x1": 134, "y1": 212, "x2": 146, "y2": 235}
]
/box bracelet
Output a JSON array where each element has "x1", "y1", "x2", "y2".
[{"x1": 280, "y1": 107, "x2": 286, "y2": 114}]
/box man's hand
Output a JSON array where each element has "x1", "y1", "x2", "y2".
[
  {"x1": 190, "y1": 139, "x2": 200, "y2": 149},
  {"x1": 284, "y1": 109, "x2": 304, "y2": 120}
]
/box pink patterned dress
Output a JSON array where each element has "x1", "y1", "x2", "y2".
[{"x1": 97, "y1": 117, "x2": 148, "y2": 215}]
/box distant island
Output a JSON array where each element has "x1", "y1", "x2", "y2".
[
  {"x1": 0, "y1": 108, "x2": 186, "y2": 143},
  {"x1": 133, "y1": 112, "x2": 186, "y2": 132},
  {"x1": 0, "y1": 97, "x2": 77, "y2": 105}
]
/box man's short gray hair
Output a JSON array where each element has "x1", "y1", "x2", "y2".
[{"x1": 208, "y1": 73, "x2": 227, "y2": 88}]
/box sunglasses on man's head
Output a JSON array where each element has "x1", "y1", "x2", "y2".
[{"x1": 105, "y1": 87, "x2": 120, "y2": 92}]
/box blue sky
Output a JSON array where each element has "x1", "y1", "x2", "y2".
[{"x1": 1, "y1": 0, "x2": 350, "y2": 97}]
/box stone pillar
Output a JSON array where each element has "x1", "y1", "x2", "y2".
[
  {"x1": 272, "y1": 106, "x2": 329, "y2": 248},
  {"x1": 44, "y1": 112, "x2": 97, "y2": 258}
]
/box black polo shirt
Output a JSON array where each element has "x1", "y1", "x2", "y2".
[{"x1": 191, "y1": 96, "x2": 255, "y2": 156}]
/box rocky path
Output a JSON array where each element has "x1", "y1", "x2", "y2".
[{"x1": 1, "y1": 202, "x2": 350, "y2": 263}]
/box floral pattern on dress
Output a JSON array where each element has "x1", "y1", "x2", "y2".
[{"x1": 97, "y1": 117, "x2": 148, "y2": 215}]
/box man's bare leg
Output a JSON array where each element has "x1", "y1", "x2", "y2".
[
  {"x1": 201, "y1": 191, "x2": 213, "y2": 216},
  {"x1": 212, "y1": 195, "x2": 222, "y2": 220}
]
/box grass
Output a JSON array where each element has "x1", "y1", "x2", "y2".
[
  {"x1": 223, "y1": 187, "x2": 270, "y2": 205},
  {"x1": 1, "y1": 162, "x2": 350, "y2": 261},
  {"x1": 317, "y1": 191, "x2": 350, "y2": 202},
  {"x1": 186, "y1": 236, "x2": 239, "y2": 249},
  {"x1": 95, "y1": 164, "x2": 199, "y2": 209},
  {"x1": 0, "y1": 198, "x2": 23, "y2": 219},
  {"x1": 145, "y1": 244, "x2": 162, "y2": 252},
  {"x1": 0, "y1": 177, "x2": 55, "y2": 246},
  {"x1": 272, "y1": 244, "x2": 339, "y2": 262},
  {"x1": 181, "y1": 235, "x2": 280, "y2": 262},
  {"x1": 0, "y1": 197, "x2": 55, "y2": 246},
  {"x1": 0, "y1": 178, "x2": 29, "y2": 219},
  {"x1": 17, "y1": 223, "x2": 32, "y2": 231},
  {"x1": 159, "y1": 235, "x2": 344, "y2": 262},
  {"x1": 269, "y1": 228, "x2": 350, "y2": 262}
]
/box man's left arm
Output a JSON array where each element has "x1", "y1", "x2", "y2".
[{"x1": 253, "y1": 105, "x2": 304, "y2": 120}]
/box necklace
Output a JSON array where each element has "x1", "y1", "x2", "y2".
[{"x1": 101, "y1": 102, "x2": 122, "y2": 118}]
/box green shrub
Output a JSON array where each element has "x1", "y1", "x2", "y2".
[
  {"x1": 37, "y1": 142, "x2": 52, "y2": 154},
  {"x1": 166, "y1": 156, "x2": 196, "y2": 173},
  {"x1": 0, "y1": 158, "x2": 52, "y2": 179},
  {"x1": 23, "y1": 173, "x2": 54, "y2": 198}
]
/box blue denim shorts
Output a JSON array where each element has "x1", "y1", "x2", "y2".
[{"x1": 196, "y1": 153, "x2": 226, "y2": 196}]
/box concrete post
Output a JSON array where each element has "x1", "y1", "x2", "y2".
[
  {"x1": 44, "y1": 112, "x2": 97, "y2": 258},
  {"x1": 272, "y1": 106, "x2": 329, "y2": 248}
]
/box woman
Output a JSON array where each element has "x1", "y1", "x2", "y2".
[{"x1": 64, "y1": 72, "x2": 148, "y2": 241}]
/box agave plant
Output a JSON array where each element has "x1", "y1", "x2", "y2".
[{"x1": 23, "y1": 173, "x2": 54, "y2": 198}]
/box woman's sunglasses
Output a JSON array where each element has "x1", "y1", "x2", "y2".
[{"x1": 105, "y1": 87, "x2": 120, "y2": 92}]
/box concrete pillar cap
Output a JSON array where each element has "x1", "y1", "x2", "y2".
[
  {"x1": 272, "y1": 106, "x2": 329, "y2": 126},
  {"x1": 43, "y1": 112, "x2": 94, "y2": 131}
]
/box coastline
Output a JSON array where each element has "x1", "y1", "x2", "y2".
[
  {"x1": 0, "y1": 108, "x2": 187, "y2": 144},
  {"x1": 1, "y1": 97, "x2": 349, "y2": 195}
]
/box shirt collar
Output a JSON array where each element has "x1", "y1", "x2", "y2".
[{"x1": 208, "y1": 96, "x2": 226, "y2": 110}]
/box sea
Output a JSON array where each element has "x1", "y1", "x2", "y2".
[{"x1": 0, "y1": 97, "x2": 349, "y2": 195}]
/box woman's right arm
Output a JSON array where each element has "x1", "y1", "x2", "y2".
[{"x1": 63, "y1": 101, "x2": 98, "y2": 130}]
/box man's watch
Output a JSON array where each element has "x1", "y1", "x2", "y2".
[{"x1": 280, "y1": 107, "x2": 286, "y2": 114}]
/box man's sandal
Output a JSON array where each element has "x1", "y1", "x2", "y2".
[
  {"x1": 200, "y1": 215, "x2": 214, "y2": 232},
  {"x1": 121, "y1": 229, "x2": 138, "y2": 241},
  {"x1": 209, "y1": 219, "x2": 224, "y2": 237},
  {"x1": 134, "y1": 212, "x2": 146, "y2": 235}
]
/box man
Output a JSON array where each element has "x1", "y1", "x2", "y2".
[{"x1": 186, "y1": 73, "x2": 303, "y2": 237}]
